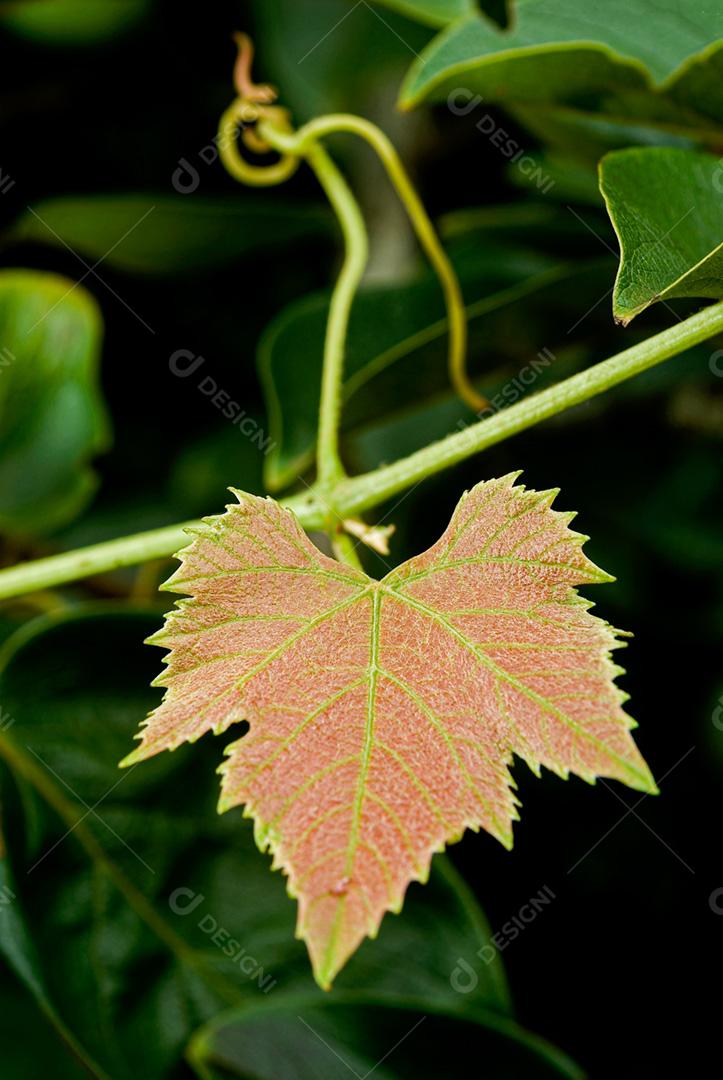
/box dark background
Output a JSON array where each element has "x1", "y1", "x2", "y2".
[{"x1": 0, "y1": 1, "x2": 719, "y2": 1075}]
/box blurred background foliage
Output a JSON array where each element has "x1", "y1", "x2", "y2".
[{"x1": 0, "y1": 1, "x2": 721, "y2": 1076}]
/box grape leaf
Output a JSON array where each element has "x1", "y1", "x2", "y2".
[
  {"x1": 0, "y1": 0, "x2": 150, "y2": 45},
  {"x1": 189, "y1": 999, "x2": 584, "y2": 1080},
  {"x1": 399, "y1": 1, "x2": 723, "y2": 131},
  {"x1": 0, "y1": 609, "x2": 517, "y2": 1078},
  {"x1": 0, "y1": 269, "x2": 110, "y2": 537},
  {"x1": 599, "y1": 147, "x2": 723, "y2": 324},
  {"x1": 373, "y1": 0, "x2": 476, "y2": 28},
  {"x1": 123, "y1": 475, "x2": 656, "y2": 988},
  {"x1": 251, "y1": 0, "x2": 431, "y2": 122},
  {"x1": 13, "y1": 195, "x2": 330, "y2": 276}
]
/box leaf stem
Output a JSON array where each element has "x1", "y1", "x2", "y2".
[
  {"x1": 331, "y1": 530, "x2": 365, "y2": 571},
  {"x1": 0, "y1": 302, "x2": 721, "y2": 599},
  {"x1": 303, "y1": 141, "x2": 369, "y2": 490},
  {"x1": 217, "y1": 101, "x2": 369, "y2": 518}
]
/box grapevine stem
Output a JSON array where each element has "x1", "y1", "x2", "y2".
[
  {"x1": 303, "y1": 141, "x2": 369, "y2": 491},
  {"x1": 259, "y1": 114, "x2": 482, "y2": 411},
  {"x1": 331, "y1": 531, "x2": 365, "y2": 571},
  {"x1": 1, "y1": 299, "x2": 721, "y2": 599},
  {"x1": 217, "y1": 100, "x2": 370, "y2": 502},
  {"x1": 333, "y1": 299, "x2": 723, "y2": 515}
]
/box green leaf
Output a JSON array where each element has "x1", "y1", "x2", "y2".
[
  {"x1": 0, "y1": 0, "x2": 150, "y2": 45},
  {"x1": 251, "y1": 0, "x2": 431, "y2": 121},
  {"x1": 189, "y1": 998, "x2": 584, "y2": 1080},
  {"x1": 13, "y1": 196, "x2": 330, "y2": 276},
  {"x1": 507, "y1": 102, "x2": 703, "y2": 168},
  {"x1": 167, "y1": 426, "x2": 266, "y2": 519},
  {"x1": 599, "y1": 147, "x2": 723, "y2": 324},
  {"x1": 0, "y1": 608, "x2": 513, "y2": 1078},
  {"x1": 345, "y1": 345, "x2": 586, "y2": 471},
  {"x1": 262, "y1": 247, "x2": 613, "y2": 492},
  {"x1": 399, "y1": 2, "x2": 723, "y2": 131},
  {"x1": 0, "y1": 972, "x2": 93, "y2": 1080},
  {"x1": 373, "y1": 0, "x2": 476, "y2": 28},
  {"x1": 439, "y1": 202, "x2": 599, "y2": 247},
  {"x1": 0, "y1": 854, "x2": 109, "y2": 1077},
  {"x1": 259, "y1": 244, "x2": 560, "y2": 491},
  {"x1": 508, "y1": 153, "x2": 603, "y2": 205},
  {"x1": 0, "y1": 270, "x2": 110, "y2": 537}
]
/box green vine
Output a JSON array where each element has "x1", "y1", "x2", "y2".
[{"x1": 1, "y1": 35, "x2": 723, "y2": 597}]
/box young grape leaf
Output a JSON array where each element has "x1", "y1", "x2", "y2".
[
  {"x1": 0, "y1": 609, "x2": 515, "y2": 1078},
  {"x1": 123, "y1": 475, "x2": 656, "y2": 988},
  {"x1": 600, "y1": 147, "x2": 723, "y2": 325}
]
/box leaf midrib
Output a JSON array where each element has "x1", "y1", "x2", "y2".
[
  {"x1": 236, "y1": 572, "x2": 634, "y2": 939},
  {"x1": 320, "y1": 590, "x2": 381, "y2": 982}
]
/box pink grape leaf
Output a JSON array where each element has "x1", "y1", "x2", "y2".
[{"x1": 122, "y1": 473, "x2": 656, "y2": 988}]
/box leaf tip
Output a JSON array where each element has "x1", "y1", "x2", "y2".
[
  {"x1": 216, "y1": 778, "x2": 237, "y2": 817},
  {"x1": 594, "y1": 568, "x2": 616, "y2": 585},
  {"x1": 613, "y1": 306, "x2": 637, "y2": 327},
  {"x1": 311, "y1": 965, "x2": 334, "y2": 992},
  {"x1": 627, "y1": 763, "x2": 659, "y2": 796},
  {"x1": 499, "y1": 831, "x2": 515, "y2": 853},
  {"x1": 118, "y1": 745, "x2": 144, "y2": 768}
]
